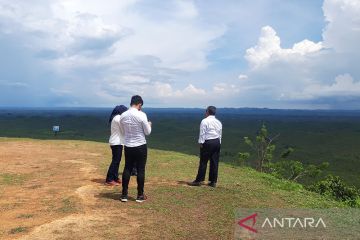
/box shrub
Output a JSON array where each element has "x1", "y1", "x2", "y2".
[
  {"x1": 308, "y1": 175, "x2": 359, "y2": 207},
  {"x1": 266, "y1": 160, "x2": 329, "y2": 182},
  {"x1": 237, "y1": 152, "x2": 250, "y2": 166}
]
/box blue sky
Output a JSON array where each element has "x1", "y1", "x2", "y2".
[{"x1": 0, "y1": 0, "x2": 359, "y2": 109}]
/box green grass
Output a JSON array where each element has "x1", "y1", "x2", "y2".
[
  {"x1": 98, "y1": 147, "x2": 344, "y2": 239},
  {"x1": 9, "y1": 226, "x2": 28, "y2": 234},
  {"x1": 0, "y1": 173, "x2": 28, "y2": 185},
  {"x1": 16, "y1": 214, "x2": 34, "y2": 219},
  {"x1": 57, "y1": 197, "x2": 79, "y2": 213},
  {"x1": 0, "y1": 138, "x2": 349, "y2": 239}
]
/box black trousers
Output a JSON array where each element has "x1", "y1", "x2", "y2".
[
  {"x1": 195, "y1": 138, "x2": 221, "y2": 183},
  {"x1": 122, "y1": 144, "x2": 147, "y2": 196},
  {"x1": 106, "y1": 145, "x2": 123, "y2": 182}
]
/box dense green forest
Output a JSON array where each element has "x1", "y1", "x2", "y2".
[{"x1": 1, "y1": 108, "x2": 359, "y2": 187}]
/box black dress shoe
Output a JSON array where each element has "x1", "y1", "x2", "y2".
[
  {"x1": 188, "y1": 181, "x2": 202, "y2": 186},
  {"x1": 208, "y1": 182, "x2": 216, "y2": 188}
]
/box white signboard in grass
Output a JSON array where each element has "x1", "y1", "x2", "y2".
[{"x1": 53, "y1": 126, "x2": 60, "y2": 132}]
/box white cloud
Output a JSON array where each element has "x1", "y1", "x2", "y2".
[
  {"x1": 213, "y1": 83, "x2": 239, "y2": 94},
  {"x1": 173, "y1": 0, "x2": 198, "y2": 19},
  {"x1": 245, "y1": 26, "x2": 323, "y2": 68},
  {"x1": 0, "y1": 0, "x2": 224, "y2": 73},
  {"x1": 100, "y1": 75, "x2": 242, "y2": 107},
  {"x1": 0, "y1": 81, "x2": 28, "y2": 88},
  {"x1": 120, "y1": 75, "x2": 150, "y2": 84},
  {"x1": 240, "y1": 0, "x2": 360, "y2": 108},
  {"x1": 1, "y1": 0, "x2": 360, "y2": 109},
  {"x1": 287, "y1": 74, "x2": 360, "y2": 100},
  {"x1": 322, "y1": 0, "x2": 360, "y2": 52},
  {"x1": 181, "y1": 84, "x2": 206, "y2": 96},
  {"x1": 0, "y1": 0, "x2": 227, "y2": 107},
  {"x1": 149, "y1": 82, "x2": 242, "y2": 105},
  {"x1": 238, "y1": 74, "x2": 248, "y2": 80},
  {"x1": 313, "y1": 74, "x2": 360, "y2": 97},
  {"x1": 149, "y1": 83, "x2": 206, "y2": 99}
]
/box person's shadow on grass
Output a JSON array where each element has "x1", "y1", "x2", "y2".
[
  {"x1": 90, "y1": 175, "x2": 123, "y2": 185},
  {"x1": 177, "y1": 180, "x2": 193, "y2": 186},
  {"x1": 91, "y1": 178, "x2": 106, "y2": 184},
  {"x1": 96, "y1": 192, "x2": 136, "y2": 201}
]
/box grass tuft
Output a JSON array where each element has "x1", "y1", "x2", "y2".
[
  {"x1": 0, "y1": 173, "x2": 28, "y2": 185},
  {"x1": 17, "y1": 214, "x2": 34, "y2": 219},
  {"x1": 57, "y1": 197, "x2": 78, "y2": 213},
  {"x1": 9, "y1": 226, "x2": 28, "y2": 234}
]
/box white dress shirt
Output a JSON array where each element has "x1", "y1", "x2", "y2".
[
  {"x1": 120, "y1": 107, "x2": 152, "y2": 147},
  {"x1": 198, "y1": 115, "x2": 222, "y2": 144},
  {"x1": 109, "y1": 115, "x2": 124, "y2": 146}
]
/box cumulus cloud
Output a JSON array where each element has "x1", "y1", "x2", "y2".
[
  {"x1": 322, "y1": 0, "x2": 360, "y2": 53},
  {"x1": 213, "y1": 83, "x2": 240, "y2": 94},
  {"x1": 287, "y1": 74, "x2": 360, "y2": 100},
  {"x1": 151, "y1": 83, "x2": 206, "y2": 98},
  {"x1": 240, "y1": 0, "x2": 360, "y2": 109},
  {"x1": 100, "y1": 76, "x2": 240, "y2": 107},
  {"x1": 324, "y1": 74, "x2": 360, "y2": 96},
  {"x1": 245, "y1": 26, "x2": 323, "y2": 68}
]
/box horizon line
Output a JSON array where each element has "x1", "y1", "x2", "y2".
[{"x1": 1, "y1": 106, "x2": 360, "y2": 112}]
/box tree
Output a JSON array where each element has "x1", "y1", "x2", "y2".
[
  {"x1": 242, "y1": 124, "x2": 279, "y2": 172},
  {"x1": 239, "y1": 125, "x2": 329, "y2": 183}
]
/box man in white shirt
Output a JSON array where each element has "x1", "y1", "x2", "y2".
[
  {"x1": 119, "y1": 95, "x2": 152, "y2": 202},
  {"x1": 190, "y1": 106, "x2": 222, "y2": 188}
]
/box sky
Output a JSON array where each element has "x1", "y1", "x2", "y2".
[{"x1": 0, "y1": 0, "x2": 359, "y2": 109}]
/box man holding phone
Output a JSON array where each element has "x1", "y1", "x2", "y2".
[{"x1": 119, "y1": 95, "x2": 152, "y2": 202}]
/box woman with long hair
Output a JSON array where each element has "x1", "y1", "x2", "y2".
[{"x1": 105, "y1": 105, "x2": 128, "y2": 186}]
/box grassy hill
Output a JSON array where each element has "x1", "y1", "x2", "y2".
[{"x1": 0, "y1": 138, "x2": 343, "y2": 240}]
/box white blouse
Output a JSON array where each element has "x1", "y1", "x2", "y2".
[{"x1": 109, "y1": 115, "x2": 125, "y2": 146}]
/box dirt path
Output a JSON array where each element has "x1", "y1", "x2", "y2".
[{"x1": 0, "y1": 139, "x2": 146, "y2": 240}]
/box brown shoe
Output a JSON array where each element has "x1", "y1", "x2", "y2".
[
  {"x1": 105, "y1": 180, "x2": 120, "y2": 186},
  {"x1": 115, "y1": 179, "x2": 122, "y2": 184}
]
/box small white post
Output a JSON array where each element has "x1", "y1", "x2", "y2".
[{"x1": 53, "y1": 126, "x2": 60, "y2": 136}]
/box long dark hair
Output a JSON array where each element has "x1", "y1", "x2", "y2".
[{"x1": 109, "y1": 105, "x2": 128, "y2": 123}]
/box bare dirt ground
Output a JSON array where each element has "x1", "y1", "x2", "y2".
[{"x1": 0, "y1": 139, "x2": 154, "y2": 240}]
